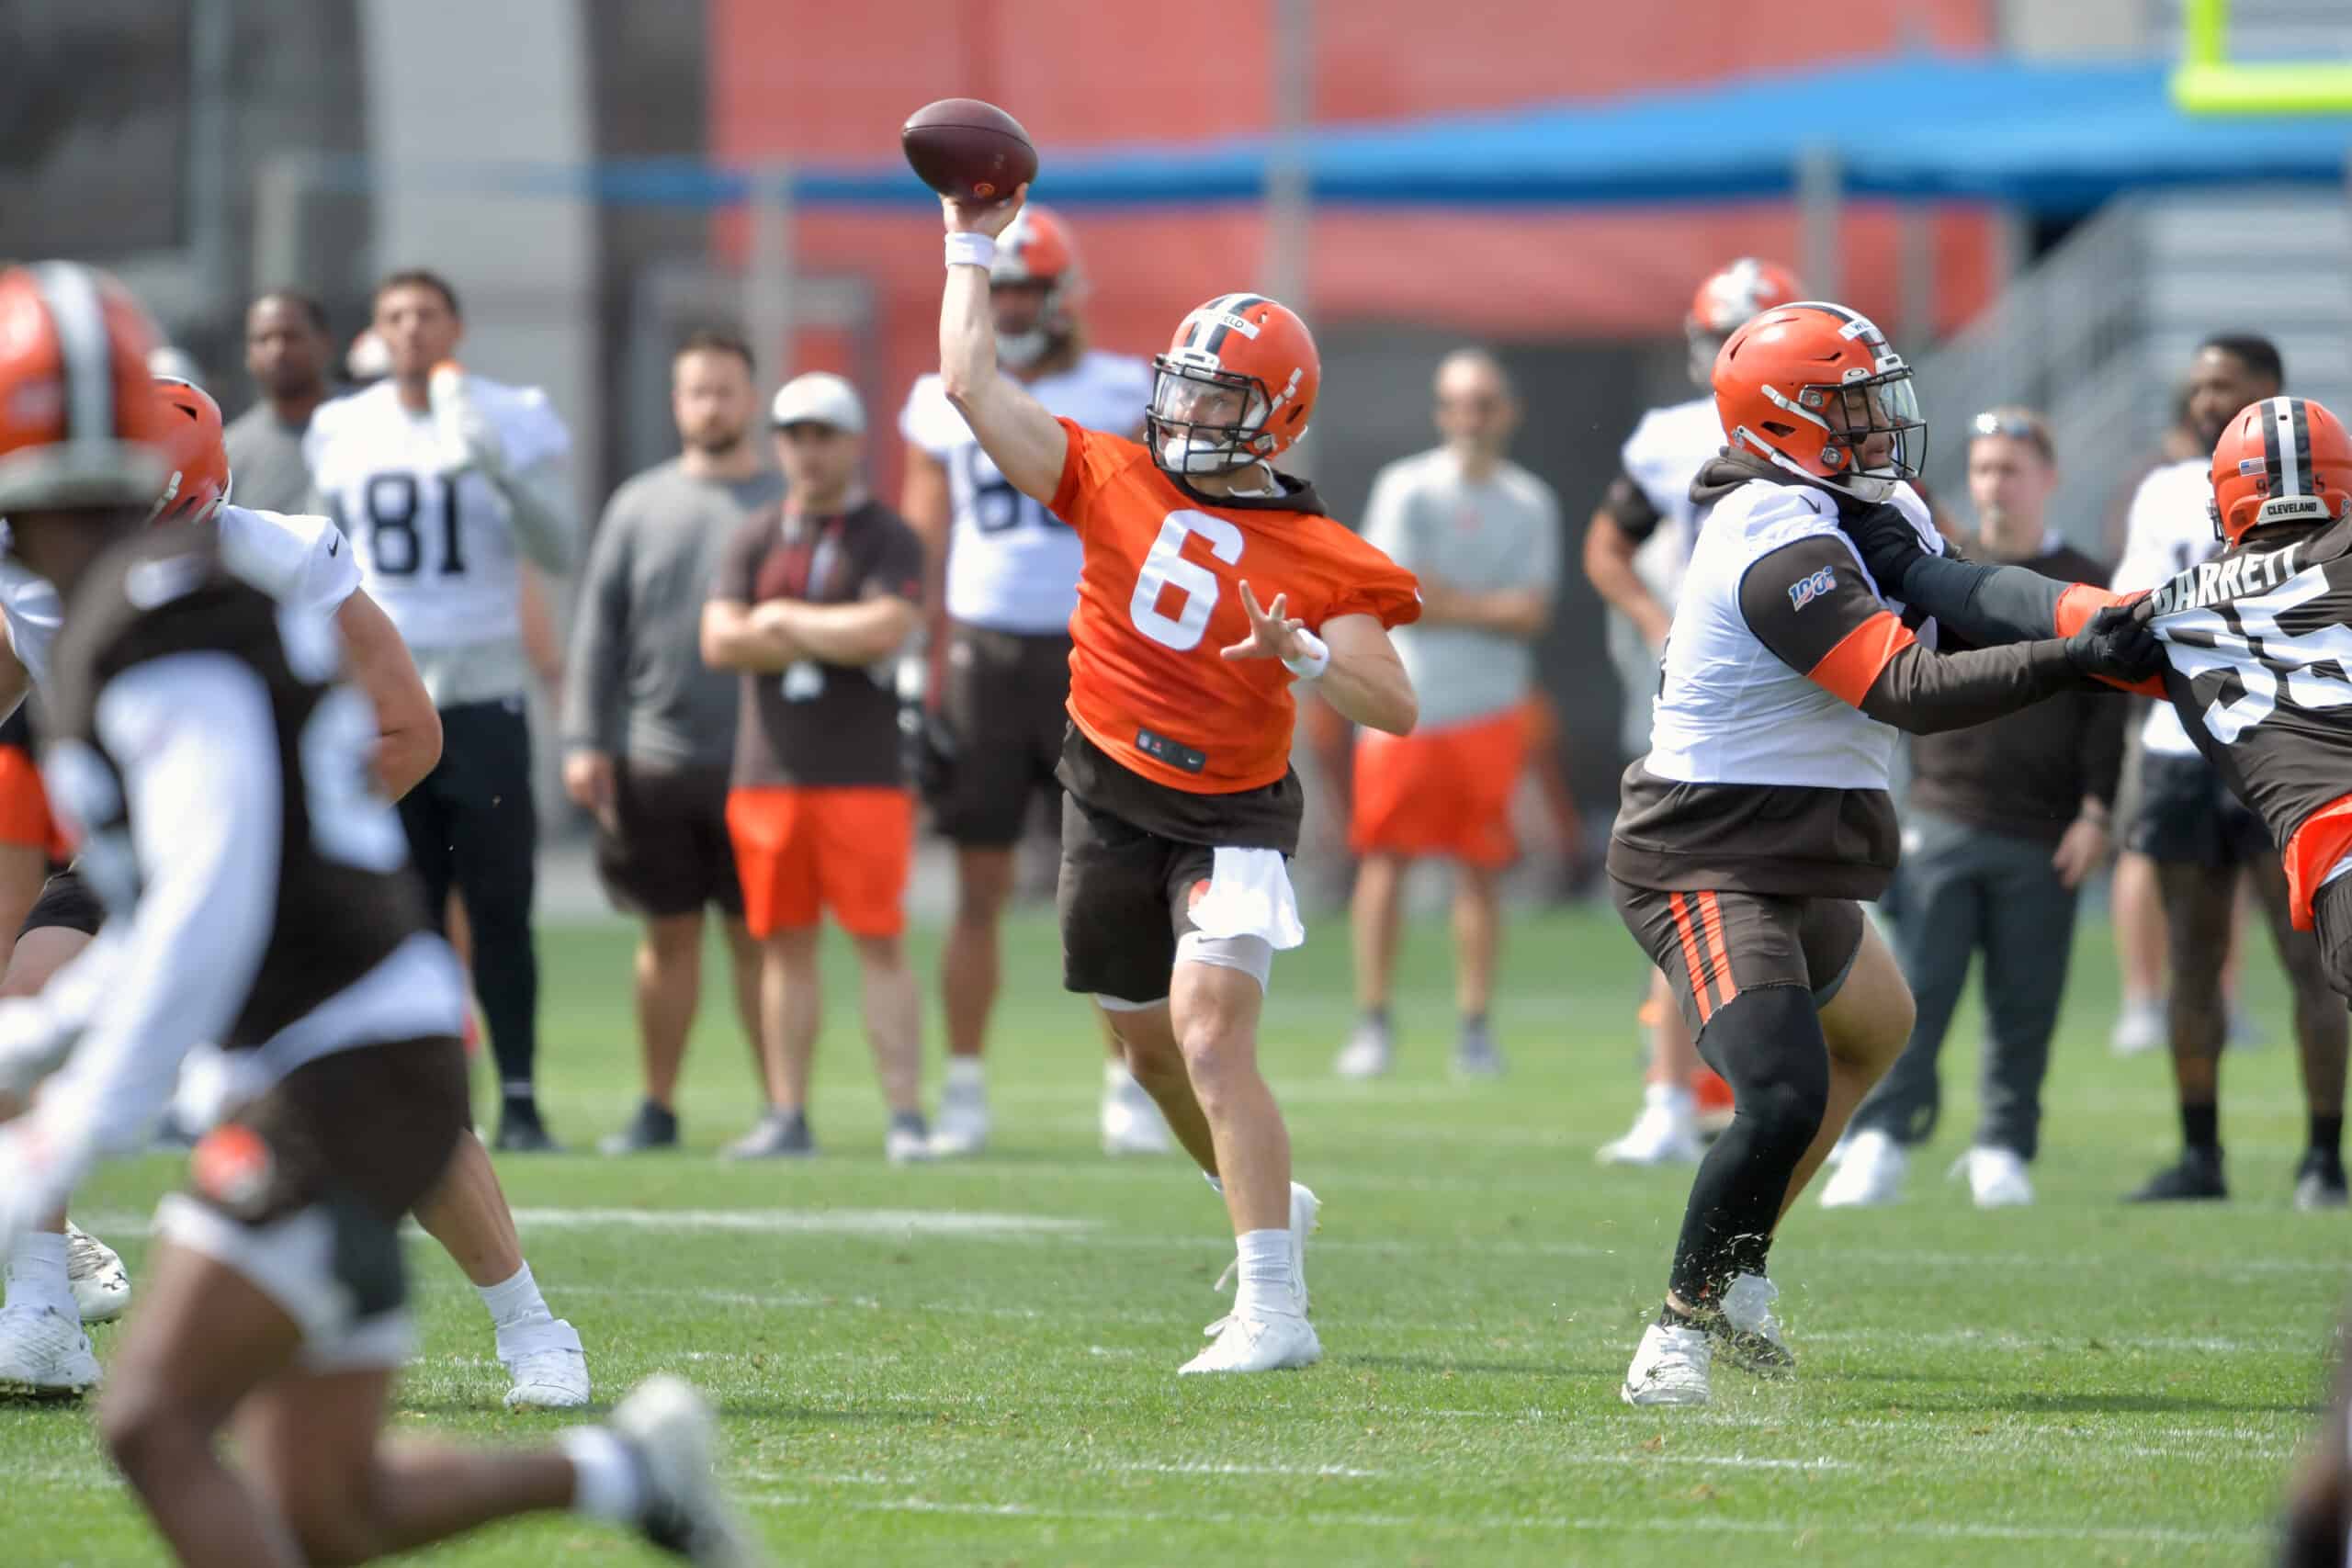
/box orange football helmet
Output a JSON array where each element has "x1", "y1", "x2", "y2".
[
  {"x1": 0, "y1": 262, "x2": 175, "y2": 515},
  {"x1": 152, "y1": 375, "x2": 232, "y2": 525},
  {"x1": 990, "y1": 204, "x2": 1083, "y2": 369},
  {"x1": 1148, "y1": 293, "x2": 1320, "y2": 477},
  {"x1": 2208, "y1": 396, "x2": 2352, "y2": 547},
  {"x1": 1713, "y1": 301, "x2": 1925, "y2": 501},
  {"x1": 1687, "y1": 258, "x2": 1803, "y2": 385}
]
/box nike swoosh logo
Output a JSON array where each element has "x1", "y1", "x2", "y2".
[{"x1": 329, "y1": 536, "x2": 341, "y2": 556}]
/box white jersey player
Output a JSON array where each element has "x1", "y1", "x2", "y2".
[
  {"x1": 1583, "y1": 258, "x2": 1804, "y2": 1168},
  {"x1": 305, "y1": 350, "x2": 573, "y2": 705},
  {"x1": 304, "y1": 267, "x2": 574, "y2": 1156},
  {"x1": 895, "y1": 204, "x2": 1166, "y2": 1160}
]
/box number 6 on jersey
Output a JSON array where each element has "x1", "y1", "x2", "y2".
[{"x1": 1127, "y1": 511, "x2": 1243, "y2": 651}]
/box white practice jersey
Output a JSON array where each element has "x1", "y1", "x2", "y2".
[
  {"x1": 2111, "y1": 457, "x2": 2221, "y2": 758},
  {"x1": 304, "y1": 376, "x2": 570, "y2": 652},
  {"x1": 1619, "y1": 394, "x2": 1724, "y2": 604},
  {"x1": 0, "y1": 503, "x2": 362, "y2": 691},
  {"x1": 1606, "y1": 394, "x2": 1725, "y2": 753},
  {"x1": 1647, "y1": 476, "x2": 1941, "y2": 789},
  {"x1": 899, "y1": 350, "x2": 1152, "y2": 634}
]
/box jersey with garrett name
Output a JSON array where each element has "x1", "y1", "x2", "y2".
[
  {"x1": 900, "y1": 351, "x2": 1152, "y2": 633},
  {"x1": 1049, "y1": 420, "x2": 1421, "y2": 795},
  {"x1": 0, "y1": 504, "x2": 361, "y2": 692},
  {"x1": 304, "y1": 377, "x2": 569, "y2": 652},
  {"x1": 2113, "y1": 457, "x2": 2221, "y2": 758},
  {"x1": 2142, "y1": 517, "x2": 2352, "y2": 921}
]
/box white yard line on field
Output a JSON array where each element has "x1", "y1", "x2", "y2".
[{"x1": 736, "y1": 1490, "x2": 2266, "y2": 1547}]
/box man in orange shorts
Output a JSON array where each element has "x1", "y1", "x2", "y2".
[
  {"x1": 703, "y1": 371, "x2": 931, "y2": 1162},
  {"x1": 1337, "y1": 349, "x2": 1558, "y2": 1079}
]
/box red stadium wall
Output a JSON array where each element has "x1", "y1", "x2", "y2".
[{"x1": 709, "y1": 1, "x2": 1998, "y2": 489}]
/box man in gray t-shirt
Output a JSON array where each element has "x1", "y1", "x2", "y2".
[
  {"x1": 1338, "y1": 349, "x2": 1562, "y2": 1082},
  {"x1": 560, "y1": 331, "x2": 782, "y2": 1155},
  {"x1": 222, "y1": 290, "x2": 336, "y2": 514}
]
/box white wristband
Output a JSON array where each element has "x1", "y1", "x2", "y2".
[
  {"x1": 1282, "y1": 627, "x2": 1330, "y2": 682},
  {"x1": 944, "y1": 231, "x2": 997, "y2": 270}
]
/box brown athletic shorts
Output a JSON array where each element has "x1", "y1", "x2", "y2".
[
  {"x1": 162, "y1": 1036, "x2": 469, "y2": 1369},
  {"x1": 929, "y1": 622, "x2": 1073, "y2": 847},
  {"x1": 596, "y1": 760, "x2": 743, "y2": 919},
  {"x1": 1610, "y1": 878, "x2": 1865, "y2": 1036}
]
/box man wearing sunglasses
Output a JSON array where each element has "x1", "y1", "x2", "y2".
[{"x1": 1819, "y1": 408, "x2": 2124, "y2": 1210}]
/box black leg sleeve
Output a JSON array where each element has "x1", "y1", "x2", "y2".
[{"x1": 1668, "y1": 984, "x2": 1832, "y2": 1310}]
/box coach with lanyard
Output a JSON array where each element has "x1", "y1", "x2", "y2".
[{"x1": 305, "y1": 267, "x2": 576, "y2": 1152}]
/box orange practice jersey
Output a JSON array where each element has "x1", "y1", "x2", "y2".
[{"x1": 1050, "y1": 420, "x2": 1420, "y2": 793}]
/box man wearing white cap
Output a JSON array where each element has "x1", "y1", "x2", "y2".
[{"x1": 702, "y1": 371, "x2": 933, "y2": 1160}]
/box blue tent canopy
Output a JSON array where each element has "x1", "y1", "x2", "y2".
[
  {"x1": 318, "y1": 55, "x2": 2352, "y2": 215},
  {"x1": 1018, "y1": 55, "x2": 2352, "y2": 215}
]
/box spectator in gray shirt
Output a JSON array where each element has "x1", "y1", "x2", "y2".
[
  {"x1": 562, "y1": 329, "x2": 783, "y2": 1155},
  {"x1": 222, "y1": 289, "x2": 335, "y2": 514},
  {"x1": 1337, "y1": 349, "x2": 1561, "y2": 1082}
]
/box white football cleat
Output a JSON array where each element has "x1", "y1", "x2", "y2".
[
  {"x1": 499, "y1": 1314, "x2": 591, "y2": 1410},
  {"x1": 1597, "y1": 1088, "x2": 1702, "y2": 1167},
  {"x1": 1957, "y1": 1145, "x2": 2034, "y2": 1209},
  {"x1": 2109, "y1": 997, "x2": 2165, "y2": 1056},
  {"x1": 1099, "y1": 1070, "x2": 1171, "y2": 1156},
  {"x1": 610, "y1": 1374, "x2": 767, "y2": 1565},
  {"x1": 1180, "y1": 1310, "x2": 1323, "y2": 1374},
  {"x1": 1332, "y1": 1021, "x2": 1393, "y2": 1080},
  {"x1": 884, "y1": 1117, "x2": 936, "y2": 1166},
  {"x1": 64, "y1": 1224, "x2": 130, "y2": 1325},
  {"x1": 1817, "y1": 1128, "x2": 1906, "y2": 1208},
  {"x1": 1621, "y1": 1321, "x2": 1712, "y2": 1407},
  {"x1": 929, "y1": 1070, "x2": 989, "y2": 1158},
  {"x1": 0, "y1": 1303, "x2": 101, "y2": 1397},
  {"x1": 1713, "y1": 1273, "x2": 1794, "y2": 1377}
]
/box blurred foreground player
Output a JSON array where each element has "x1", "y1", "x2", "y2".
[
  {"x1": 0, "y1": 262, "x2": 756, "y2": 1568},
  {"x1": 936, "y1": 186, "x2": 1421, "y2": 1371},
  {"x1": 1588, "y1": 259, "x2": 1802, "y2": 1164},
  {"x1": 0, "y1": 376, "x2": 589, "y2": 1409},
  {"x1": 1609, "y1": 302, "x2": 2161, "y2": 1405},
  {"x1": 898, "y1": 205, "x2": 1169, "y2": 1156},
  {"x1": 1849, "y1": 394, "x2": 2352, "y2": 1209}
]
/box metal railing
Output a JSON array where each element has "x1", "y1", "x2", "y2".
[{"x1": 1913, "y1": 198, "x2": 2154, "y2": 547}]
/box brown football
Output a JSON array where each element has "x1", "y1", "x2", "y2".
[{"x1": 901, "y1": 98, "x2": 1038, "y2": 204}]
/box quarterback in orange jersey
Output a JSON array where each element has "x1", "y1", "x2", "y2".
[{"x1": 936, "y1": 185, "x2": 1421, "y2": 1373}]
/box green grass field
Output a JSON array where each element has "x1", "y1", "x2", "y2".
[{"x1": 7, "y1": 903, "x2": 2345, "y2": 1565}]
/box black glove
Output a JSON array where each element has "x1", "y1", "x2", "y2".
[
  {"x1": 2063, "y1": 602, "x2": 2165, "y2": 685},
  {"x1": 1840, "y1": 502, "x2": 1930, "y2": 598}
]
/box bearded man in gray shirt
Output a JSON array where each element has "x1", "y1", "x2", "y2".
[
  {"x1": 562, "y1": 330, "x2": 782, "y2": 1154},
  {"x1": 1337, "y1": 349, "x2": 1561, "y2": 1081}
]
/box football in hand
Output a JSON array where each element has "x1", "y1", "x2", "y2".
[{"x1": 901, "y1": 98, "x2": 1037, "y2": 204}]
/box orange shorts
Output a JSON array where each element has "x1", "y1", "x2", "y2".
[
  {"x1": 726, "y1": 785, "x2": 913, "y2": 940},
  {"x1": 1350, "y1": 705, "x2": 1527, "y2": 869},
  {"x1": 0, "y1": 744, "x2": 65, "y2": 859}
]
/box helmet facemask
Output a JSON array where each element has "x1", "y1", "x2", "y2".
[
  {"x1": 1762, "y1": 366, "x2": 1927, "y2": 502},
  {"x1": 1147, "y1": 352, "x2": 1272, "y2": 477}
]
